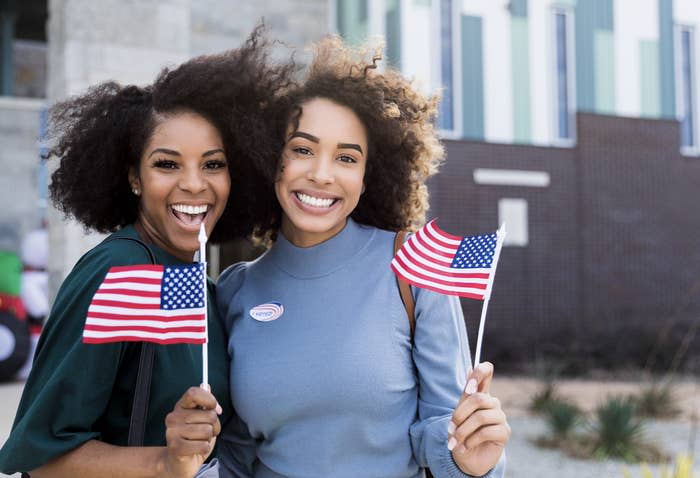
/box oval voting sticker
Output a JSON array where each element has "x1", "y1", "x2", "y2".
[{"x1": 249, "y1": 302, "x2": 284, "y2": 322}]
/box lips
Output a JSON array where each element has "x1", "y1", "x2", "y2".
[
  {"x1": 294, "y1": 192, "x2": 338, "y2": 208},
  {"x1": 171, "y1": 203, "x2": 209, "y2": 226}
]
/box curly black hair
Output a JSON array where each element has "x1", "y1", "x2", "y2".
[
  {"x1": 47, "y1": 25, "x2": 294, "y2": 243},
  {"x1": 249, "y1": 36, "x2": 445, "y2": 243}
]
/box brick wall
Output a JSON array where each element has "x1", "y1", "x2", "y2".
[{"x1": 430, "y1": 113, "x2": 700, "y2": 372}]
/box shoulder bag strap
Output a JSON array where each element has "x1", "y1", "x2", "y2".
[
  {"x1": 393, "y1": 231, "x2": 416, "y2": 340},
  {"x1": 103, "y1": 236, "x2": 156, "y2": 447},
  {"x1": 394, "y1": 232, "x2": 435, "y2": 478}
]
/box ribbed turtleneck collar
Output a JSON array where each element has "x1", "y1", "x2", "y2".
[{"x1": 265, "y1": 218, "x2": 376, "y2": 279}]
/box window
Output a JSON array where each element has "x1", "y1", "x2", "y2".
[
  {"x1": 0, "y1": 0, "x2": 47, "y2": 98},
  {"x1": 677, "y1": 25, "x2": 697, "y2": 152},
  {"x1": 552, "y1": 8, "x2": 575, "y2": 143}
]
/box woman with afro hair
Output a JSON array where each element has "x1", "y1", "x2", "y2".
[
  {"x1": 213, "y1": 36, "x2": 509, "y2": 478},
  {"x1": 0, "y1": 28, "x2": 292, "y2": 478}
]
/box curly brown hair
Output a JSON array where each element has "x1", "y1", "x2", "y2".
[
  {"x1": 250, "y1": 36, "x2": 445, "y2": 242},
  {"x1": 47, "y1": 26, "x2": 294, "y2": 243}
]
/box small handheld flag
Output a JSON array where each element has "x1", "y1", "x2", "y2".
[
  {"x1": 391, "y1": 219, "x2": 499, "y2": 299},
  {"x1": 391, "y1": 219, "x2": 506, "y2": 369},
  {"x1": 82, "y1": 263, "x2": 207, "y2": 344}
]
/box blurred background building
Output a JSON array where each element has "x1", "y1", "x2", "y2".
[{"x1": 1, "y1": 0, "x2": 698, "y2": 373}]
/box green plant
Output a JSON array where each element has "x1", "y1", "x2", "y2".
[
  {"x1": 530, "y1": 381, "x2": 560, "y2": 413},
  {"x1": 592, "y1": 396, "x2": 647, "y2": 461},
  {"x1": 544, "y1": 400, "x2": 582, "y2": 439},
  {"x1": 633, "y1": 385, "x2": 681, "y2": 419}
]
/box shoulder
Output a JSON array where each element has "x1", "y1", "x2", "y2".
[
  {"x1": 215, "y1": 259, "x2": 257, "y2": 325},
  {"x1": 217, "y1": 260, "x2": 254, "y2": 295},
  {"x1": 58, "y1": 233, "x2": 154, "y2": 296}
]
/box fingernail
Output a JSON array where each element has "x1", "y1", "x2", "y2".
[
  {"x1": 456, "y1": 444, "x2": 467, "y2": 455},
  {"x1": 447, "y1": 437, "x2": 457, "y2": 451},
  {"x1": 200, "y1": 383, "x2": 211, "y2": 392},
  {"x1": 216, "y1": 402, "x2": 222, "y2": 415},
  {"x1": 465, "y1": 378, "x2": 477, "y2": 395},
  {"x1": 447, "y1": 421, "x2": 456, "y2": 435}
]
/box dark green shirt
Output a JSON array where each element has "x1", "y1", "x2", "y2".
[{"x1": 0, "y1": 226, "x2": 232, "y2": 473}]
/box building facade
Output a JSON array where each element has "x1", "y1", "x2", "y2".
[
  {"x1": 336, "y1": 0, "x2": 700, "y2": 371},
  {"x1": 2, "y1": 0, "x2": 699, "y2": 370}
]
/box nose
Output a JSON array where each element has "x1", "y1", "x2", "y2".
[
  {"x1": 306, "y1": 156, "x2": 334, "y2": 184},
  {"x1": 179, "y1": 164, "x2": 207, "y2": 193}
]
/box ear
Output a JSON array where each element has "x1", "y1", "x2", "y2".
[
  {"x1": 128, "y1": 167, "x2": 141, "y2": 195},
  {"x1": 361, "y1": 183, "x2": 366, "y2": 194}
]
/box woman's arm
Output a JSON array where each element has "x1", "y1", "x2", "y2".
[
  {"x1": 31, "y1": 387, "x2": 222, "y2": 478},
  {"x1": 408, "y1": 288, "x2": 508, "y2": 478}
]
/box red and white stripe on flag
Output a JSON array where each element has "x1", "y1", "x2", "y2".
[
  {"x1": 83, "y1": 264, "x2": 207, "y2": 344},
  {"x1": 391, "y1": 220, "x2": 497, "y2": 300}
]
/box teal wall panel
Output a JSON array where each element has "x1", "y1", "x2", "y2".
[
  {"x1": 640, "y1": 40, "x2": 661, "y2": 117},
  {"x1": 461, "y1": 15, "x2": 484, "y2": 140},
  {"x1": 511, "y1": 0, "x2": 528, "y2": 18},
  {"x1": 337, "y1": 0, "x2": 368, "y2": 46},
  {"x1": 512, "y1": 17, "x2": 531, "y2": 142},
  {"x1": 386, "y1": 0, "x2": 401, "y2": 68},
  {"x1": 658, "y1": 0, "x2": 675, "y2": 118},
  {"x1": 594, "y1": 30, "x2": 615, "y2": 114},
  {"x1": 576, "y1": 0, "x2": 613, "y2": 113}
]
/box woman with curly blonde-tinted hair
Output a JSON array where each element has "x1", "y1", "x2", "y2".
[{"x1": 210, "y1": 36, "x2": 510, "y2": 478}]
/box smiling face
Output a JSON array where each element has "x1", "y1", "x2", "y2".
[
  {"x1": 276, "y1": 97, "x2": 368, "y2": 247},
  {"x1": 129, "y1": 111, "x2": 231, "y2": 261}
]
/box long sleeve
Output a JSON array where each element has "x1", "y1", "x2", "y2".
[{"x1": 408, "y1": 286, "x2": 505, "y2": 478}]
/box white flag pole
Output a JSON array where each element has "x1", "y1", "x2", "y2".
[
  {"x1": 198, "y1": 222, "x2": 209, "y2": 389},
  {"x1": 472, "y1": 223, "x2": 506, "y2": 369}
]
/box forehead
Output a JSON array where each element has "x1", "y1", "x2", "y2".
[
  {"x1": 294, "y1": 98, "x2": 368, "y2": 147},
  {"x1": 148, "y1": 111, "x2": 223, "y2": 146}
]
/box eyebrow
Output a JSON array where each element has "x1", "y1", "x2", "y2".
[
  {"x1": 289, "y1": 131, "x2": 364, "y2": 154},
  {"x1": 338, "y1": 143, "x2": 363, "y2": 154},
  {"x1": 147, "y1": 148, "x2": 225, "y2": 158}
]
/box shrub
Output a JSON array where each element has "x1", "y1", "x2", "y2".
[
  {"x1": 591, "y1": 396, "x2": 647, "y2": 461},
  {"x1": 530, "y1": 382, "x2": 560, "y2": 414},
  {"x1": 544, "y1": 400, "x2": 582, "y2": 439},
  {"x1": 633, "y1": 385, "x2": 681, "y2": 419}
]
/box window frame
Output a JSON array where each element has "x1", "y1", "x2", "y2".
[
  {"x1": 675, "y1": 24, "x2": 699, "y2": 156},
  {"x1": 549, "y1": 6, "x2": 577, "y2": 147}
]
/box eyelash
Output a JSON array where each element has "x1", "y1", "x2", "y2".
[
  {"x1": 290, "y1": 147, "x2": 358, "y2": 164},
  {"x1": 152, "y1": 159, "x2": 227, "y2": 170}
]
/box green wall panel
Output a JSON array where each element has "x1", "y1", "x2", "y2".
[
  {"x1": 658, "y1": 0, "x2": 675, "y2": 118},
  {"x1": 461, "y1": 15, "x2": 484, "y2": 140},
  {"x1": 640, "y1": 40, "x2": 661, "y2": 117},
  {"x1": 594, "y1": 30, "x2": 615, "y2": 114},
  {"x1": 512, "y1": 17, "x2": 531, "y2": 142}
]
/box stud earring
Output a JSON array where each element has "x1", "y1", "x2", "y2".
[{"x1": 132, "y1": 187, "x2": 140, "y2": 196}]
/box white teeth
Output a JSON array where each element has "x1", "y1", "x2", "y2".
[
  {"x1": 172, "y1": 204, "x2": 208, "y2": 215},
  {"x1": 296, "y1": 193, "x2": 335, "y2": 208}
]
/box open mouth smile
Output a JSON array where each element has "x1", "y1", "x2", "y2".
[
  {"x1": 171, "y1": 203, "x2": 209, "y2": 226},
  {"x1": 294, "y1": 192, "x2": 339, "y2": 208}
]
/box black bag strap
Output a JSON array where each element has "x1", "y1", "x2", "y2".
[{"x1": 103, "y1": 236, "x2": 156, "y2": 447}]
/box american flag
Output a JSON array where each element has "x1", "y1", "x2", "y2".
[
  {"x1": 391, "y1": 220, "x2": 498, "y2": 300},
  {"x1": 82, "y1": 263, "x2": 207, "y2": 344}
]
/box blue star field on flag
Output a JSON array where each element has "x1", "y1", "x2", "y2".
[
  {"x1": 162, "y1": 264, "x2": 206, "y2": 310},
  {"x1": 450, "y1": 233, "x2": 498, "y2": 269}
]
